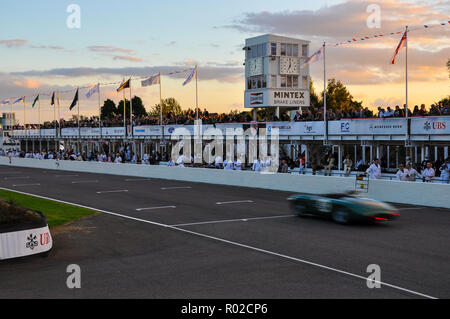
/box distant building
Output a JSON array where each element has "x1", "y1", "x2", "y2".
[
  {"x1": 0, "y1": 113, "x2": 19, "y2": 150},
  {"x1": 244, "y1": 34, "x2": 311, "y2": 117}
]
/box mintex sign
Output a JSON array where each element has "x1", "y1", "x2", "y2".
[{"x1": 245, "y1": 89, "x2": 310, "y2": 108}]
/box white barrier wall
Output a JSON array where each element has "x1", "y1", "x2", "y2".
[{"x1": 1, "y1": 157, "x2": 449, "y2": 209}]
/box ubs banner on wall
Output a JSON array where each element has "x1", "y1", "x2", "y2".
[
  {"x1": 411, "y1": 117, "x2": 450, "y2": 135},
  {"x1": 328, "y1": 118, "x2": 407, "y2": 135}
]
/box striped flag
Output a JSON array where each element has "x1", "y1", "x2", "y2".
[
  {"x1": 13, "y1": 96, "x2": 25, "y2": 104},
  {"x1": 182, "y1": 67, "x2": 197, "y2": 86},
  {"x1": 117, "y1": 79, "x2": 130, "y2": 92},
  {"x1": 301, "y1": 47, "x2": 323, "y2": 69},
  {"x1": 391, "y1": 31, "x2": 407, "y2": 64},
  {"x1": 141, "y1": 74, "x2": 160, "y2": 87},
  {"x1": 86, "y1": 84, "x2": 99, "y2": 99}
]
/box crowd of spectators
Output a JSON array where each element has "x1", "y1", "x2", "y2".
[{"x1": 10, "y1": 101, "x2": 450, "y2": 131}]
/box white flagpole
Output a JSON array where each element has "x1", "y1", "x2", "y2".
[
  {"x1": 98, "y1": 83, "x2": 102, "y2": 138},
  {"x1": 122, "y1": 78, "x2": 126, "y2": 136},
  {"x1": 405, "y1": 26, "x2": 409, "y2": 117},
  {"x1": 159, "y1": 73, "x2": 163, "y2": 125},
  {"x1": 195, "y1": 66, "x2": 199, "y2": 121},
  {"x1": 323, "y1": 42, "x2": 328, "y2": 144},
  {"x1": 405, "y1": 26, "x2": 410, "y2": 145},
  {"x1": 129, "y1": 79, "x2": 133, "y2": 138},
  {"x1": 57, "y1": 91, "x2": 61, "y2": 137},
  {"x1": 23, "y1": 98, "x2": 26, "y2": 135},
  {"x1": 10, "y1": 98, "x2": 13, "y2": 134},
  {"x1": 38, "y1": 94, "x2": 41, "y2": 137}
]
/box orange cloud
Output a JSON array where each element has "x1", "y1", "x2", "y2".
[{"x1": 13, "y1": 79, "x2": 44, "y2": 89}]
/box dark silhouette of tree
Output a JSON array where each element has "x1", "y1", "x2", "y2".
[
  {"x1": 100, "y1": 99, "x2": 117, "y2": 120},
  {"x1": 149, "y1": 98, "x2": 183, "y2": 116}
]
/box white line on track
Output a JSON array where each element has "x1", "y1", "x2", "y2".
[
  {"x1": 12, "y1": 183, "x2": 41, "y2": 187},
  {"x1": 171, "y1": 215, "x2": 294, "y2": 227},
  {"x1": 55, "y1": 175, "x2": 80, "y2": 178},
  {"x1": 136, "y1": 206, "x2": 177, "y2": 211},
  {"x1": 97, "y1": 190, "x2": 129, "y2": 194},
  {"x1": 216, "y1": 200, "x2": 254, "y2": 205},
  {"x1": 398, "y1": 207, "x2": 425, "y2": 211},
  {"x1": 0, "y1": 186, "x2": 438, "y2": 300},
  {"x1": 4, "y1": 176, "x2": 30, "y2": 180},
  {"x1": 71, "y1": 180, "x2": 99, "y2": 184},
  {"x1": 125, "y1": 178, "x2": 151, "y2": 182},
  {"x1": 161, "y1": 186, "x2": 192, "y2": 190}
]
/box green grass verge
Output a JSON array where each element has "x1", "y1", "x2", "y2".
[{"x1": 0, "y1": 189, "x2": 97, "y2": 228}]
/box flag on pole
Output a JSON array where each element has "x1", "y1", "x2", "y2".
[
  {"x1": 32, "y1": 94, "x2": 39, "y2": 108},
  {"x1": 141, "y1": 74, "x2": 160, "y2": 87},
  {"x1": 117, "y1": 79, "x2": 130, "y2": 92},
  {"x1": 182, "y1": 67, "x2": 197, "y2": 86},
  {"x1": 0, "y1": 99, "x2": 10, "y2": 105},
  {"x1": 51, "y1": 92, "x2": 55, "y2": 106},
  {"x1": 391, "y1": 31, "x2": 407, "y2": 64},
  {"x1": 69, "y1": 89, "x2": 79, "y2": 111},
  {"x1": 13, "y1": 96, "x2": 25, "y2": 104},
  {"x1": 86, "y1": 84, "x2": 99, "y2": 99},
  {"x1": 301, "y1": 47, "x2": 324, "y2": 69}
]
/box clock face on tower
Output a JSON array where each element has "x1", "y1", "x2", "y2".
[
  {"x1": 280, "y1": 56, "x2": 300, "y2": 75},
  {"x1": 248, "y1": 57, "x2": 263, "y2": 76}
]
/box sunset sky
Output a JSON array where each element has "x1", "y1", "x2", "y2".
[{"x1": 0, "y1": 0, "x2": 448, "y2": 124}]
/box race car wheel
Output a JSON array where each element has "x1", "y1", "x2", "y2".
[
  {"x1": 294, "y1": 203, "x2": 308, "y2": 217},
  {"x1": 332, "y1": 209, "x2": 351, "y2": 224}
]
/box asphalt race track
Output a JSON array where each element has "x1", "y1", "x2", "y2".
[{"x1": 0, "y1": 165, "x2": 449, "y2": 299}]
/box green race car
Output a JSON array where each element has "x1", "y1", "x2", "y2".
[{"x1": 288, "y1": 191, "x2": 400, "y2": 224}]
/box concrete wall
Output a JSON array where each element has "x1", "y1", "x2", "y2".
[{"x1": 1, "y1": 157, "x2": 449, "y2": 209}]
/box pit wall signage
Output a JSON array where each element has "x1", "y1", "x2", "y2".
[
  {"x1": 0, "y1": 226, "x2": 53, "y2": 260},
  {"x1": 328, "y1": 118, "x2": 406, "y2": 135},
  {"x1": 411, "y1": 117, "x2": 450, "y2": 134},
  {"x1": 245, "y1": 89, "x2": 310, "y2": 108}
]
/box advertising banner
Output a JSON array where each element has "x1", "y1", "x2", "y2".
[
  {"x1": 245, "y1": 89, "x2": 310, "y2": 108},
  {"x1": 80, "y1": 127, "x2": 100, "y2": 137},
  {"x1": 328, "y1": 118, "x2": 407, "y2": 135},
  {"x1": 41, "y1": 129, "x2": 56, "y2": 137},
  {"x1": 61, "y1": 128, "x2": 79, "y2": 137},
  {"x1": 133, "y1": 126, "x2": 163, "y2": 136},
  {"x1": 0, "y1": 226, "x2": 52, "y2": 260},
  {"x1": 102, "y1": 127, "x2": 126, "y2": 137},
  {"x1": 411, "y1": 117, "x2": 450, "y2": 135}
]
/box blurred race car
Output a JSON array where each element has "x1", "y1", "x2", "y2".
[{"x1": 288, "y1": 191, "x2": 400, "y2": 224}]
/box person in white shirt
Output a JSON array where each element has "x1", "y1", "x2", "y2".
[
  {"x1": 366, "y1": 158, "x2": 382, "y2": 179},
  {"x1": 176, "y1": 154, "x2": 187, "y2": 167},
  {"x1": 114, "y1": 154, "x2": 122, "y2": 163},
  {"x1": 404, "y1": 163, "x2": 422, "y2": 182},
  {"x1": 252, "y1": 159, "x2": 262, "y2": 172},
  {"x1": 223, "y1": 159, "x2": 234, "y2": 170},
  {"x1": 439, "y1": 159, "x2": 450, "y2": 184},
  {"x1": 214, "y1": 156, "x2": 223, "y2": 169},
  {"x1": 396, "y1": 164, "x2": 408, "y2": 181},
  {"x1": 234, "y1": 159, "x2": 242, "y2": 171},
  {"x1": 343, "y1": 155, "x2": 353, "y2": 177},
  {"x1": 422, "y1": 162, "x2": 435, "y2": 183},
  {"x1": 167, "y1": 159, "x2": 175, "y2": 167}
]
